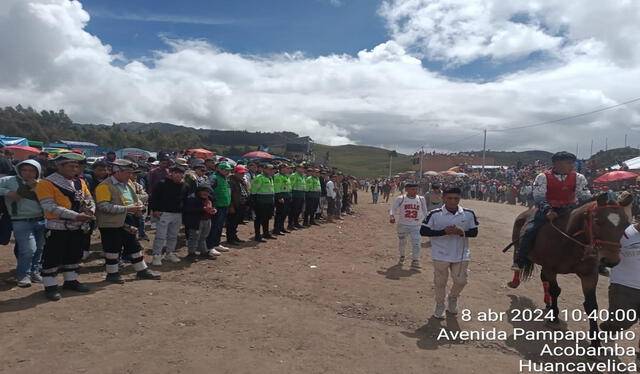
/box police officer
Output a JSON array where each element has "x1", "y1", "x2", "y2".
[
  {"x1": 288, "y1": 164, "x2": 306, "y2": 230},
  {"x1": 251, "y1": 164, "x2": 276, "y2": 242},
  {"x1": 273, "y1": 163, "x2": 292, "y2": 235},
  {"x1": 304, "y1": 168, "x2": 321, "y2": 226}
]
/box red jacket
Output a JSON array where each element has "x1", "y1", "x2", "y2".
[{"x1": 544, "y1": 170, "x2": 576, "y2": 207}]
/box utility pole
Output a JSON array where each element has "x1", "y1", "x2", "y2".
[
  {"x1": 625, "y1": 134, "x2": 628, "y2": 147},
  {"x1": 575, "y1": 143, "x2": 578, "y2": 159},
  {"x1": 590, "y1": 139, "x2": 593, "y2": 157},
  {"x1": 481, "y1": 129, "x2": 487, "y2": 176},
  {"x1": 605, "y1": 137, "x2": 608, "y2": 151},
  {"x1": 419, "y1": 146, "x2": 424, "y2": 178},
  {"x1": 389, "y1": 153, "x2": 393, "y2": 178}
]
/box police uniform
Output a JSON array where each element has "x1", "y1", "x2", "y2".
[
  {"x1": 304, "y1": 169, "x2": 321, "y2": 226},
  {"x1": 273, "y1": 165, "x2": 292, "y2": 235},
  {"x1": 251, "y1": 165, "x2": 276, "y2": 242},
  {"x1": 288, "y1": 165, "x2": 306, "y2": 229}
]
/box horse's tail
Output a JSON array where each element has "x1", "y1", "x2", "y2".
[{"x1": 521, "y1": 260, "x2": 535, "y2": 281}]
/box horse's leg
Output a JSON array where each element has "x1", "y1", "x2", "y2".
[
  {"x1": 542, "y1": 272, "x2": 561, "y2": 323},
  {"x1": 580, "y1": 273, "x2": 600, "y2": 347},
  {"x1": 508, "y1": 246, "x2": 521, "y2": 288}
]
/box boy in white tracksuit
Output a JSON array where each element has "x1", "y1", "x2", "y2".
[{"x1": 389, "y1": 182, "x2": 427, "y2": 268}]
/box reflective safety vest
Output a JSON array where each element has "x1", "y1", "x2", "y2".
[
  {"x1": 290, "y1": 172, "x2": 307, "y2": 198},
  {"x1": 250, "y1": 174, "x2": 275, "y2": 204},
  {"x1": 305, "y1": 176, "x2": 321, "y2": 198},
  {"x1": 273, "y1": 173, "x2": 292, "y2": 200}
]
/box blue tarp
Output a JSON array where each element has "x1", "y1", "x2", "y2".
[{"x1": 0, "y1": 135, "x2": 29, "y2": 147}]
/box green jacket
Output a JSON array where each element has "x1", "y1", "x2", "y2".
[
  {"x1": 250, "y1": 174, "x2": 275, "y2": 205},
  {"x1": 305, "y1": 176, "x2": 321, "y2": 198},
  {"x1": 210, "y1": 172, "x2": 231, "y2": 207},
  {"x1": 289, "y1": 172, "x2": 306, "y2": 198},
  {"x1": 273, "y1": 173, "x2": 292, "y2": 200}
]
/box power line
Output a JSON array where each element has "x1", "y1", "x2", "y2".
[{"x1": 490, "y1": 96, "x2": 640, "y2": 132}]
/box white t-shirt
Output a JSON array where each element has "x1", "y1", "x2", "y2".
[
  {"x1": 390, "y1": 195, "x2": 428, "y2": 226},
  {"x1": 422, "y1": 205, "x2": 478, "y2": 262},
  {"x1": 326, "y1": 180, "x2": 336, "y2": 198},
  {"x1": 611, "y1": 225, "x2": 640, "y2": 290}
]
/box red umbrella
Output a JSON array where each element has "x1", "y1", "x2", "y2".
[
  {"x1": 186, "y1": 148, "x2": 215, "y2": 159},
  {"x1": 242, "y1": 151, "x2": 274, "y2": 159},
  {"x1": 3, "y1": 145, "x2": 41, "y2": 160},
  {"x1": 594, "y1": 171, "x2": 638, "y2": 184}
]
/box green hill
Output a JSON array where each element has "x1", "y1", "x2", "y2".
[
  {"x1": 312, "y1": 144, "x2": 412, "y2": 179},
  {"x1": 587, "y1": 147, "x2": 640, "y2": 169}
]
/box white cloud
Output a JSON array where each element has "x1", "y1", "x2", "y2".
[
  {"x1": 379, "y1": 0, "x2": 640, "y2": 67},
  {"x1": 0, "y1": 0, "x2": 639, "y2": 156}
]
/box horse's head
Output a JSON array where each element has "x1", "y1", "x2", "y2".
[{"x1": 589, "y1": 193, "x2": 631, "y2": 268}]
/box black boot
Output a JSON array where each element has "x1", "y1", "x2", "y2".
[
  {"x1": 62, "y1": 280, "x2": 89, "y2": 292},
  {"x1": 263, "y1": 233, "x2": 277, "y2": 240},
  {"x1": 106, "y1": 272, "x2": 125, "y2": 284},
  {"x1": 136, "y1": 269, "x2": 161, "y2": 280},
  {"x1": 255, "y1": 235, "x2": 267, "y2": 243},
  {"x1": 44, "y1": 285, "x2": 61, "y2": 301}
]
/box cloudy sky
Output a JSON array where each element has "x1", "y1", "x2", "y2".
[{"x1": 1, "y1": 0, "x2": 639, "y2": 156}]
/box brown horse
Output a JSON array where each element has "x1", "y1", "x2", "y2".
[{"x1": 504, "y1": 193, "x2": 629, "y2": 347}]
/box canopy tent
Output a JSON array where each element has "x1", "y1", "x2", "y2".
[
  {"x1": 594, "y1": 171, "x2": 638, "y2": 184},
  {"x1": 242, "y1": 151, "x2": 274, "y2": 159},
  {"x1": 0, "y1": 135, "x2": 29, "y2": 147},
  {"x1": 186, "y1": 148, "x2": 215, "y2": 159},
  {"x1": 3, "y1": 145, "x2": 40, "y2": 160},
  {"x1": 423, "y1": 171, "x2": 438, "y2": 176},
  {"x1": 116, "y1": 148, "x2": 153, "y2": 160},
  {"x1": 215, "y1": 155, "x2": 237, "y2": 166},
  {"x1": 611, "y1": 156, "x2": 640, "y2": 170}
]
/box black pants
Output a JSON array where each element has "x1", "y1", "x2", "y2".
[
  {"x1": 99, "y1": 227, "x2": 146, "y2": 274},
  {"x1": 226, "y1": 205, "x2": 246, "y2": 241},
  {"x1": 254, "y1": 203, "x2": 274, "y2": 237},
  {"x1": 304, "y1": 197, "x2": 320, "y2": 224},
  {"x1": 274, "y1": 198, "x2": 291, "y2": 233},
  {"x1": 41, "y1": 229, "x2": 85, "y2": 286},
  {"x1": 289, "y1": 196, "x2": 305, "y2": 227}
]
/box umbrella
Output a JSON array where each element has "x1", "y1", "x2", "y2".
[
  {"x1": 455, "y1": 172, "x2": 468, "y2": 177},
  {"x1": 424, "y1": 171, "x2": 438, "y2": 176},
  {"x1": 594, "y1": 171, "x2": 638, "y2": 184},
  {"x1": 242, "y1": 151, "x2": 274, "y2": 159},
  {"x1": 187, "y1": 148, "x2": 215, "y2": 159},
  {"x1": 3, "y1": 145, "x2": 41, "y2": 160}
]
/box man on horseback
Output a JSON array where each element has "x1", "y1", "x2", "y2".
[{"x1": 515, "y1": 151, "x2": 592, "y2": 269}]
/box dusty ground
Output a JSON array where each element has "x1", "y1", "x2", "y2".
[{"x1": 0, "y1": 196, "x2": 637, "y2": 374}]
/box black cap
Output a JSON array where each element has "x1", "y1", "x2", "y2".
[
  {"x1": 405, "y1": 181, "x2": 418, "y2": 188},
  {"x1": 195, "y1": 184, "x2": 213, "y2": 193},
  {"x1": 169, "y1": 166, "x2": 185, "y2": 173},
  {"x1": 551, "y1": 151, "x2": 577, "y2": 162}
]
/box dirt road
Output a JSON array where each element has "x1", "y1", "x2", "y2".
[{"x1": 0, "y1": 198, "x2": 636, "y2": 373}]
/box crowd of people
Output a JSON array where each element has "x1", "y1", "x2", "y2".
[{"x1": 0, "y1": 147, "x2": 362, "y2": 300}]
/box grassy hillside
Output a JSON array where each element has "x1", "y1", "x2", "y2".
[
  {"x1": 588, "y1": 147, "x2": 640, "y2": 169},
  {"x1": 312, "y1": 144, "x2": 412, "y2": 178}
]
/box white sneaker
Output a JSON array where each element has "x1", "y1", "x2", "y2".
[
  {"x1": 447, "y1": 296, "x2": 459, "y2": 314},
  {"x1": 165, "y1": 252, "x2": 181, "y2": 263},
  {"x1": 433, "y1": 304, "x2": 446, "y2": 319},
  {"x1": 30, "y1": 272, "x2": 43, "y2": 283},
  {"x1": 151, "y1": 255, "x2": 163, "y2": 266},
  {"x1": 17, "y1": 275, "x2": 32, "y2": 288},
  {"x1": 214, "y1": 245, "x2": 229, "y2": 252},
  {"x1": 209, "y1": 248, "x2": 222, "y2": 256}
]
